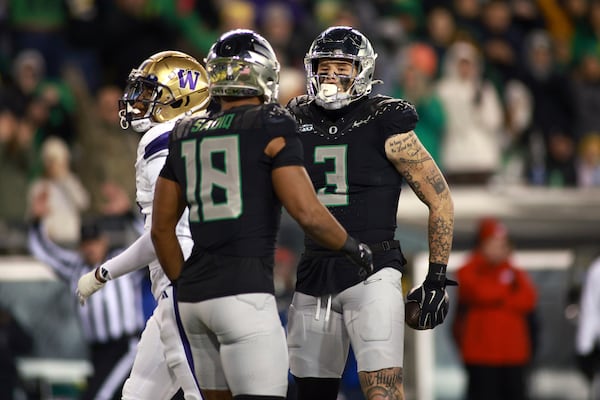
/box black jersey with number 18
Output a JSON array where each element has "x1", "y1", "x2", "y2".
[{"x1": 159, "y1": 103, "x2": 303, "y2": 302}]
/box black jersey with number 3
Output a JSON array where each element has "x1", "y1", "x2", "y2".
[
  {"x1": 159, "y1": 103, "x2": 303, "y2": 302},
  {"x1": 288, "y1": 94, "x2": 419, "y2": 296}
]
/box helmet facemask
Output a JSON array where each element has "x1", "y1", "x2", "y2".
[
  {"x1": 119, "y1": 73, "x2": 164, "y2": 132},
  {"x1": 305, "y1": 26, "x2": 377, "y2": 110},
  {"x1": 307, "y1": 57, "x2": 358, "y2": 110}
]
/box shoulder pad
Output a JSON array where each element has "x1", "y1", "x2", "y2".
[
  {"x1": 357, "y1": 95, "x2": 419, "y2": 135},
  {"x1": 262, "y1": 103, "x2": 297, "y2": 139},
  {"x1": 286, "y1": 95, "x2": 312, "y2": 114},
  {"x1": 369, "y1": 95, "x2": 416, "y2": 115},
  {"x1": 265, "y1": 103, "x2": 294, "y2": 122}
]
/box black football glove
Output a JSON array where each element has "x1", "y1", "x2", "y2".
[
  {"x1": 406, "y1": 262, "x2": 458, "y2": 330},
  {"x1": 341, "y1": 235, "x2": 374, "y2": 280}
]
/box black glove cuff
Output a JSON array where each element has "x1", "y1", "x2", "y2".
[
  {"x1": 341, "y1": 235, "x2": 359, "y2": 256},
  {"x1": 425, "y1": 262, "x2": 448, "y2": 286}
]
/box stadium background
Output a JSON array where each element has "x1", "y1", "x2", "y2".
[{"x1": 1, "y1": 0, "x2": 600, "y2": 399}]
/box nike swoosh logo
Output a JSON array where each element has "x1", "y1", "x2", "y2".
[
  {"x1": 364, "y1": 278, "x2": 382, "y2": 285},
  {"x1": 428, "y1": 290, "x2": 436, "y2": 304}
]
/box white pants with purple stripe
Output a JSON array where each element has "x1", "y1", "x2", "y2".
[{"x1": 122, "y1": 286, "x2": 202, "y2": 399}]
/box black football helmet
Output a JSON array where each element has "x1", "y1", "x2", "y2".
[
  {"x1": 205, "y1": 29, "x2": 280, "y2": 103},
  {"x1": 305, "y1": 26, "x2": 377, "y2": 110}
]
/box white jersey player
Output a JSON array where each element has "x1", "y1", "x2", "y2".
[{"x1": 77, "y1": 51, "x2": 211, "y2": 400}]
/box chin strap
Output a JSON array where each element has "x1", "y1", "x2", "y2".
[
  {"x1": 121, "y1": 102, "x2": 157, "y2": 133},
  {"x1": 118, "y1": 109, "x2": 130, "y2": 130},
  {"x1": 130, "y1": 118, "x2": 156, "y2": 133}
]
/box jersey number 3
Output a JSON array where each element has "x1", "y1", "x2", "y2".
[
  {"x1": 314, "y1": 145, "x2": 348, "y2": 206},
  {"x1": 181, "y1": 136, "x2": 242, "y2": 222}
]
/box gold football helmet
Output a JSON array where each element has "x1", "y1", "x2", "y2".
[{"x1": 119, "y1": 50, "x2": 210, "y2": 132}]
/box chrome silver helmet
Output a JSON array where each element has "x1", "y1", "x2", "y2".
[
  {"x1": 305, "y1": 26, "x2": 377, "y2": 110},
  {"x1": 205, "y1": 29, "x2": 280, "y2": 103}
]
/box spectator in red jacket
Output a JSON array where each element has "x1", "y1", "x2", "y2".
[{"x1": 454, "y1": 217, "x2": 537, "y2": 400}]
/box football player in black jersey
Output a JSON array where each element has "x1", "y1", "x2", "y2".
[
  {"x1": 285, "y1": 26, "x2": 456, "y2": 400},
  {"x1": 150, "y1": 29, "x2": 373, "y2": 400}
]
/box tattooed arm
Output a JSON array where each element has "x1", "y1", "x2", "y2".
[{"x1": 384, "y1": 131, "x2": 454, "y2": 265}]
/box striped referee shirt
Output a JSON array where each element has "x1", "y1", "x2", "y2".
[{"x1": 28, "y1": 223, "x2": 145, "y2": 344}]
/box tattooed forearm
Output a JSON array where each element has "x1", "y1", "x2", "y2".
[
  {"x1": 401, "y1": 162, "x2": 453, "y2": 264},
  {"x1": 429, "y1": 213, "x2": 454, "y2": 264},
  {"x1": 359, "y1": 368, "x2": 405, "y2": 400},
  {"x1": 385, "y1": 131, "x2": 454, "y2": 264},
  {"x1": 426, "y1": 170, "x2": 447, "y2": 195},
  {"x1": 402, "y1": 163, "x2": 453, "y2": 264},
  {"x1": 403, "y1": 171, "x2": 426, "y2": 203},
  {"x1": 403, "y1": 167, "x2": 448, "y2": 205}
]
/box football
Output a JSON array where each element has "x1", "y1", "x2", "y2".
[{"x1": 405, "y1": 300, "x2": 422, "y2": 330}]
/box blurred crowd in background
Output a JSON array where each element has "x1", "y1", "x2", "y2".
[
  {"x1": 1, "y1": 1, "x2": 600, "y2": 399},
  {"x1": 2, "y1": 0, "x2": 600, "y2": 252}
]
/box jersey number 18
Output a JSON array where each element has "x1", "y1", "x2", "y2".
[{"x1": 181, "y1": 136, "x2": 243, "y2": 222}]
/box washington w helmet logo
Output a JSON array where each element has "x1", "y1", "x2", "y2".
[{"x1": 178, "y1": 69, "x2": 201, "y2": 89}]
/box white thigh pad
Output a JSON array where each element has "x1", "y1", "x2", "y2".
[
  {"x1": 287, "y1": 292, "x2": 350, "y2": 378},
  {"x1": 342, "y1": 268, "x2": 405, "y2": 371},
  {"x1": 179, "y1": 294, "x2": 288, "y2": 396}
]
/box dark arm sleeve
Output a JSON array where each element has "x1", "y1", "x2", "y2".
[
  {"x1": 265, "y1": 104, "x2": 304, "y2": 168},
  {"x1": 272, "y1": 135, "x2": 304, "y2": 168},
  {"x1": 158, "y1": 153, "x2": 178, "y2": 182},
  {"x1": 159, "y1": 117, "x2": 192, "y2": 182}
]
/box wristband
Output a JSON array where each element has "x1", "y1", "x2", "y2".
[
  {"x1": 425, "y1": 262, "x2": 448, "y2": 286},
  {"x1": 95, "y1": 266, "x2": 112, "y2": 283}
]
